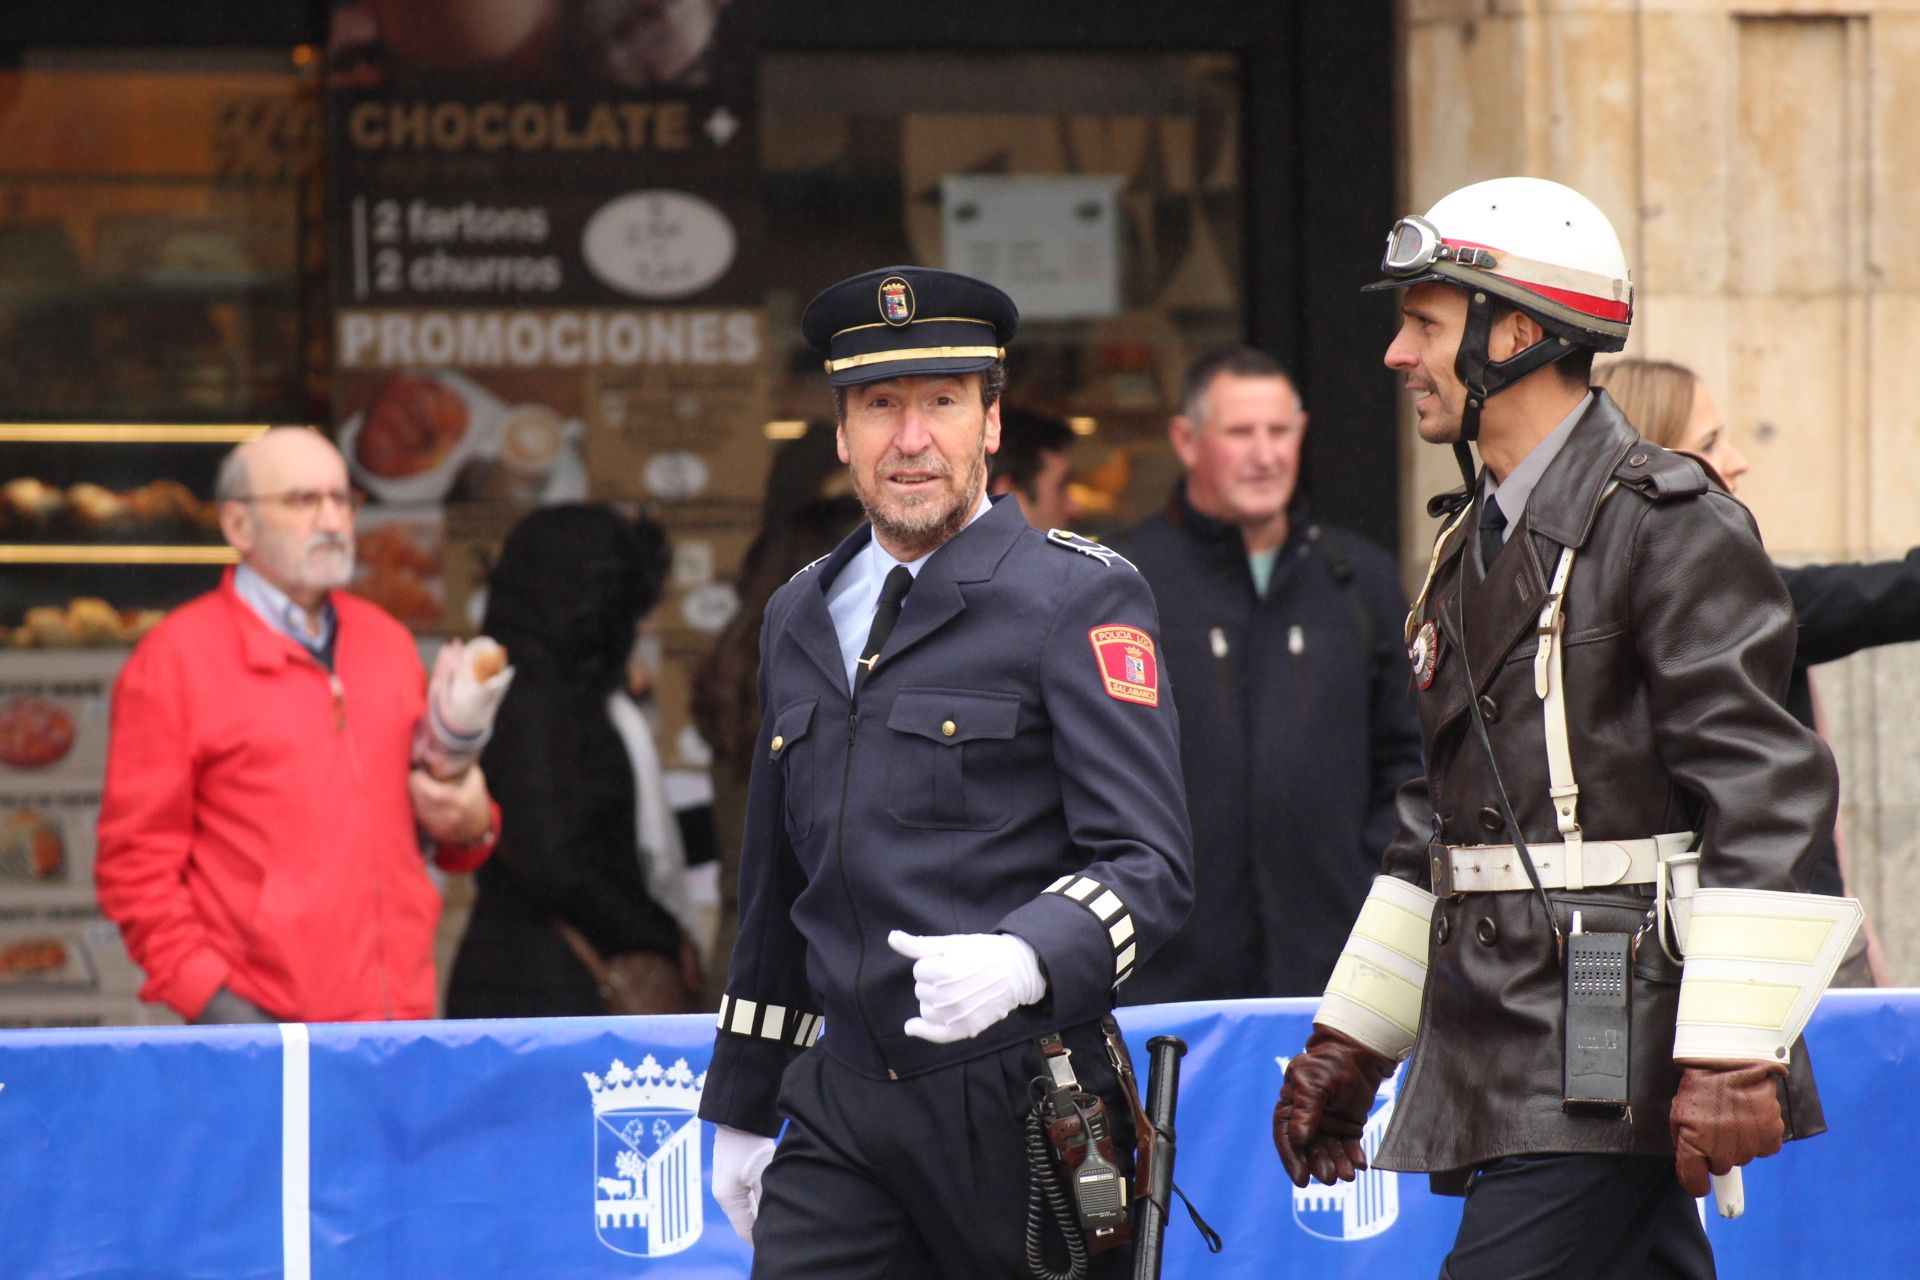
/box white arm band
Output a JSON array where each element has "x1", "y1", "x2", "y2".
[
  {"x1": 1313, "y1": 875, "x2": 1437, "y2": 1061},
  {"x1": 1672, "y1": 887, "x2": 1863, "y2": 1063}
]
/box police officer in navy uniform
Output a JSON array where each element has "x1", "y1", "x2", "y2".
[{"x1": 699, "y1": 266, "x2": 1193, "y2": 1278}]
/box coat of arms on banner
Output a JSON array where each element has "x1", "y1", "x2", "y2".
[
  {"x1": 1279, "y1": 1058, "x2": 1403, "y2": 1242},
  {"x1": 583, "y1": 1055, "x2": 706, "y2": 1258}
]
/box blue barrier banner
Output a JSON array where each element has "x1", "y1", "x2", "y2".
[
  {"x1": 0, "y1": 1024, "x2": 286, "y2": 1279},
  {"x1": 0, "y1": 993, "x2": 1909, "y2": 1277}
]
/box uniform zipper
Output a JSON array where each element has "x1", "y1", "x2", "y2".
[{"x1": 836, "y1": 705, "x2": 897, "y2": 1079}]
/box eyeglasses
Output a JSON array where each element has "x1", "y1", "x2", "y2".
[
  {"x1": 1381, "y1": 215, "x2": 1499, "y2": 277},
  {"x1": 235, "y1": 489, "x2": 366, "y2": 515}
]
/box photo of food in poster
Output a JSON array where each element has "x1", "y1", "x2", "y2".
[
  {"x1": 337, "y1": 367, "x2": 590, "y2": 508},
  {"x1": 327, "y1": 0, "x2": 745, "y2": 93}
]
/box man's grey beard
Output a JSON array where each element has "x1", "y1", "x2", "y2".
[
  {"x1": 304, "y1": 534, "x2": 355, "y2": 589},
  {"x1": 854, "y1": 445, "x2": 987, "y2": 559}
]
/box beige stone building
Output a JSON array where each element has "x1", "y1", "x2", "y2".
[{"x1": 1399, "y1": 0, "x2": 1920, "y2": 980}]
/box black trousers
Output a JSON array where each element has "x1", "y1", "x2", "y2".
[
  {"x1": 1440, "y1": 1153, "x2": 1715, "y2": 1280},
  {"x1": 750, "y1": 1024, "x2": 1135, "y2": 1280}
]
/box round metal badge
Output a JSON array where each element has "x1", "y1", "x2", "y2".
[{"x1": 1410, "y1": 618, "x2": 1440, "y2": 690}]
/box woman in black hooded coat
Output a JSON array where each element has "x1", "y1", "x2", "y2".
[{"x1": 445, "y1": 504, "x2": 687, "y2": 1017}]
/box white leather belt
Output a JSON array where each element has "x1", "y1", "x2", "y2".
[{"x1": 1434, "y1": 831, "x2": 1696, "y2": 895}]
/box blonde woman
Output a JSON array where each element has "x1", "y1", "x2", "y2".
[{"x1": 1594, "y1": 357, "x2": 1909, "y2": 985}]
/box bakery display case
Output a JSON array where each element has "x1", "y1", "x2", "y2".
[{"x1": 0, "y1": 423, "x2": 267, "y2": 650}]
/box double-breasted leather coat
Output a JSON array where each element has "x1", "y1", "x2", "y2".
[{"x1": 1374, "y1": 392, "x2": 1838, "y2": 1184}]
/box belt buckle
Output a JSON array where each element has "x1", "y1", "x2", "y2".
[{"x1": 1429, "y1": 845, "x2": 1451, "y2": 897}]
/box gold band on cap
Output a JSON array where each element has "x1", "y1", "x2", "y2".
[
  {"x1": 825, "y1": 345, "x2": 1005, "y2": 373},
  {"x1": 830, "y1": 315, "x2": 997, "y2": 340}
]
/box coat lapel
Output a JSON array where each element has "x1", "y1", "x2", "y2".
[
  {"x1": 873, "y1": 495, "x2": 1024, "y2": 672},
  {"x1": 1423, "y1": 396, "x2": 1641, "y2": 737},
  {"x1": 789, "y1": 531, "x2": 869, "y2": 694},
  {"x1": 1461, "y1": 519, "x2": 1548, "y2": 694}
]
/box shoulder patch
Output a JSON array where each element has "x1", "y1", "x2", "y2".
[
  {"x1": 1613, "y1": 444, "x2": 1710, "y2": 502},
  {"x1": 1047, "y1": 528, "x2": 1136, "y2": 570},
  {"x1": 1089, "y1": 624, "x2": 1158, "y2": 706},
  {"x1": 788, "y1": 553, "x2": 832, "y2": 582}
]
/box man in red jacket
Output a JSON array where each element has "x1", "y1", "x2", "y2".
[{"x1": 96, "y1": 427, "x2": 498, "y2": 1024}]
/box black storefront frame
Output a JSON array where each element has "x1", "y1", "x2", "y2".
[{"x1": 5, "y1": 0, "x2": 1401, "y2": 546}]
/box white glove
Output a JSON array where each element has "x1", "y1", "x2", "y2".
[
  {"x1": 888, "y1": 929, "x2": 1047, "y2": 1044},
  {"x1": 711, "y1": 1124, "x2": 777, "y2": 1243}
]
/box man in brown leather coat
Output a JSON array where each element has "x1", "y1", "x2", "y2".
[{"x1": 1274, "y1": 178, "x2": 1861, "y2": 1278}]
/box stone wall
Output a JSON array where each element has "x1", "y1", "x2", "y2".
[{"x1": 1397, "y1": 0, "x2": 1920, "y2": 980}]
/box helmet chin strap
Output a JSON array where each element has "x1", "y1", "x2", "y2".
[{"x1": 1450, "y1": 288, "x2": 1583, "y2": 494}]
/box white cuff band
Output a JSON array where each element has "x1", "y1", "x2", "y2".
[
  {"x1": 1672, "y1": 888, "x2": 1863, "y2": 1063},
  {"x1": 1314, "y1": 875, "x2": 1437, "y2": 1061}
]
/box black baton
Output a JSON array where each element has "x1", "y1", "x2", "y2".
[{"x1": 1130, "y1": 1035, "x2": 1187, "y2": 1280}]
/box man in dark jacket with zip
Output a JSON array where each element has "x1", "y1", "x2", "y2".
[{"x1": 1115, "y1": 346, "x2": 1422, "y2": 1001}]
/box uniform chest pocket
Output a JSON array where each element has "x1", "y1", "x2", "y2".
[
  {"x1": 885, "y1": 689, "x2": 1021, "y2": 831},
  {"x1": 768, "y1": 697, "x2": 819, "y2": 841}
]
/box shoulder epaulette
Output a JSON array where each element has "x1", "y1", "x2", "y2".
[
  {"x1": 788, "y1": 553, "x2": 831, "y2": 582},
  {"x1": 1613, "y1": 444, "x2": 1710, "y2": 502},
  {"x1": 1046, "y1": 528, "x2": 1136, "y2": 570}
]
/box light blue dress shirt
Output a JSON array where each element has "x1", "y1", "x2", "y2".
[
  {"x1": 824, "y1": 494, "x2": 992, "y2": 691},
  {"x1": 233, "y1": 562, "x2": 336, "y2": 660}
]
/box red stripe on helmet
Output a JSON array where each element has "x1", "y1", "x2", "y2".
[
  {"x1": 1520, "y1": 281, "x2": 1631, "y2": 323},
  {"x1": 1441, "y1": 239, "x2": 1630, "y2": 323}
]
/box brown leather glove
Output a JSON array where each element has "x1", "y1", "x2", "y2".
[
  {"x1": 1670, "y1": 1060, "x2": 1789, "y2": 1197},
  {"x1": 1273, "y1": 1026, "x2": 1396, "y2": 1188}
]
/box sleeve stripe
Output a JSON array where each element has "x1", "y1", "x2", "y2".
[
  {"x1": 1043, "y1": 875, "x2": 1138, "y2": 987},
  {"x1": 759, "y1": 1003, "x2": 788, "y2": 1041},
  {"x1": 716, "y1": 992, "x2": 824, "y2": 1048}
]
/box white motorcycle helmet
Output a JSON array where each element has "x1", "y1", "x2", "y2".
[{"x1": 1370, "y1": 176, "x2": 1634, "y2": 441}]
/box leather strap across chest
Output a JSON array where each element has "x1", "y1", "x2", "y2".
[{"x1": 1439, "y1": 481, "x2": 1685, "y2": 892}]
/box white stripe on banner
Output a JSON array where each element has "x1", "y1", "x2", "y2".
[{"x1": 280, "y1": 1022, "x2": 312, "y2": 1280}]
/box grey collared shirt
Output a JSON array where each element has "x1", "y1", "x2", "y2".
[
  {"x1": 1481, "y1": 391, "x2": 1593, "y2": 563},
  {"x1": 233, "y1": 562, "x2": 336, "y2": 659}
]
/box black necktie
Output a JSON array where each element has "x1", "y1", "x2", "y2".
[
  {"x1": 1478, "y1": 492, "x2": 1508, "y2": 572},
  {"x1": 855, "y1": 565, "x2": 914, "y2": 698}
]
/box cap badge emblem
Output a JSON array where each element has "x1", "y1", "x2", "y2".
[{"x1": 878, "y1": 276, "x2": 915, "y2": 326}]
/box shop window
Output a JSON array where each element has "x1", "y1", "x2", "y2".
[
  {"x1": 0, "y1": 47, "x2": 324, "y2": 424},
  {"x1": 761, "y1": 51, "x2": 1243, "y2": 529}
]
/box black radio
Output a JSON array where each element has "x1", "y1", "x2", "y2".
[
  {"x1": 1563, "y1": 919, "x2": 1632, "y2": 1114},
  {"x1": 1029, "y1": 1031, "x2": 1132, "y2": 1263}
]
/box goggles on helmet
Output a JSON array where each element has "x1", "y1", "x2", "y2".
[{"x1": 1380, "y1": 215, "x2": 1499, "y2": 278}]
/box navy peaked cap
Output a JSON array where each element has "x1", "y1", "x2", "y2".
[{"x1": 800, "y1": 266, "x2": 1019, "y2": 388}]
